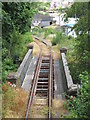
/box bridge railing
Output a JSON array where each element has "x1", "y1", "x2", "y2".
[
  {"x1": 60, "y1": 48, "x2": 79, "y2": 95},
  {"x1": 16, "y1": 49, "x2": 33, "y2": 87}
]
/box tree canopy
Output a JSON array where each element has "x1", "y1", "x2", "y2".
[{"x1": 66, "y1": 2, "x2": 90, "y2": 74}]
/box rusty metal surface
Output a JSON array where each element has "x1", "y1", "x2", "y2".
[
  {"x1": 25, "y1": 37, "x2": 54, "y2": 119},
  {"x1": 25, "y1": 53, "x2": 42, "y2": 119},
  {"x1": 33, "y1": 35, "x2": 52, "y2": 47},
  {"x1": 48, "y1": 53, "x2": 53, "y2": 118}
]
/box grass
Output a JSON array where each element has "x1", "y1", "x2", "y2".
[
  {"x1": 32, "y1": 27, "x2": 56, "y2": 39},
  {"x1": 51, "y1": 30, "x2": 76, "y2": 62},
  {"x1": 2, "y1": 82, "x2": 29, "y2": 118},
  {"x1": 52, "y1": 99, "x2": 68, "y2": 118}
]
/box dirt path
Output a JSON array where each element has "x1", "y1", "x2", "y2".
[
  {"x1": 30, "y1": 38, "x2": 50, "y2": 56},
  {"x1": 30, "y1": 36, "x2": 60, "y2": 60}
]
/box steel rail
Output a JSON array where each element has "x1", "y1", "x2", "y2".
[
  {"x1": 48, "y1": 51, "x2": 53, "y2": 119},
  {"x1": 25, "y1": 51, "x2": 42, "y2": 120},
  {"x1": 25, "y1": 36, "x2": 53, "y2": 119}
]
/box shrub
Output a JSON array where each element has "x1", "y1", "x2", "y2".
[
  {"x1": 2, "y1": 83, "x2": 28, "y2": 118},
  {"x1": 68, "y1": 35, "x2": 73, "y2": 40},
  {"x1": 66, "y1": 71, "x2": 89, "y2": 118},
  {"x1": 52, "y1": 31, "x2": 64, "y2": 46},
  {"x1": 2, "y1": 31, "x2": 33, "y2": 83},
  {"x1": 44, "y1": 28, "x2": 56, "y2": 38},
  {"x1": 23, "y1": 32, "x2": 33, "y2": 43}
]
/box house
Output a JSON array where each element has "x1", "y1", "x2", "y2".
[
  {"x1": 50, "y1": 0, "x2": 61, "y2": 9},
  {"x1": 31, "y1": 13, "x2": 54, "y2": 29},
  {"x1": 50, "y1": 0, "x2": 74, "y2": 10},
  {"x1": 62, "y1": 0, "x2": 74, "y2": 8},
  {"x1": 62, "y1": 23, "x2": 77, "y2": 38},
  {"x1": 61, "y1": 18, "x2": 79, "y2": 38}
]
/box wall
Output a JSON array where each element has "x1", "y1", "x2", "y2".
[
  {"x1": 60, "y1": 52, "x2": 79, "y2": 95},
  {"x1": 16, "y1": 49, "x2": 33, "y2": 86},
  {"x1": 41, "y1": 20, "x2": 50, "y2": 27}
]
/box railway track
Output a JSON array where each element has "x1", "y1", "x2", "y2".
[{"x1": 25, "y1": 37, "x2": 54, "y2": 119}]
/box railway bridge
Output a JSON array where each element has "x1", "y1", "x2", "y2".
[{"x1": 7, "y1": 37, "x2": 79, "y2": 119}]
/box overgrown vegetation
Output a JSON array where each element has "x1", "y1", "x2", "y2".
[
  {"x1": 32, "y1": 27, "x2": 56, "y2": 39},
  {"x1": 2, "y1": 83, "x2": 28, "y2": 118},
  {"x1": 52, "y1": 2, "x2": 89, "y2": 118},
  {"x1": 2, "y1": 2, "x2": 39, "y2": 82},
  {"x1": 66, "y1": 3, "x2": 89, "y2": 118},
  {"x1": 66, "y1": 71, "x2": 89, "y2": 118},
  {"x1": 63, "y1": 2, "x2": 89, "y2": 118},
  {"x1": 52, "y1": 31, "x2": 67, "y2": 45},
  {"x1": 2, "y1": 2, "x2": 40, "y2": 118},
  {"x1": 1, "y1": 1, "x2": 89, "y2": 119}
]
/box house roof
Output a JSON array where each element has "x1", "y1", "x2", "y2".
[
  {"x1": 61, "y1": 23, "x2": 75, "y2": 28},
  {"x1": 32, "y1": 13, "x2": 54, "y2": 21}
]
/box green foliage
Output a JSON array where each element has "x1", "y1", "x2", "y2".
[
  {"x1": 64, "y1": 2, "x2": 90, "y2": 82},
  {"x1": 23, "y1": 32, "x2": 33, "y2": 43},
  {"x1": 64, "y1": 3, "x2": 89, "y2": 118},
  {"x1": 2, "y1": 2, "x2": 36, "y2": 83},
  {"x1": 2, "y1": 31, "x2": 33, "y2": 83},
  {"x1": 32, "y1": 27, "x2": 44, "y2": 37},
  {"x1": 2, "y1": 58, "x2": 17, "y2": 83},
  {"x1": 2, "y1": 83, "x2": 16, "y2": 117},
  {"x1": 66, "y1": 71, "x2": 89, "y2": 118},
  {"x1": 32, "y1": 27, "x2": 56, "y2": 38},
  {"x1": 44, "y1": 28, "x2": 56, "y2": 39},
  {"x1": 65, "y1": 2, "x2": 88, "y2": 18},
  {"x1": 2, "y1": 2, "x2": 38, "y2": 39},
  {"x1": 52, "y1": 31, "x2": 66, "y2": 46},
  {"x1": 68, "y1": 35, "x2": 73, "y2": 40}
]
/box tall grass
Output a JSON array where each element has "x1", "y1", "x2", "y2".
[
  {"x1": 52, "y1": 31, "x2": 66, "y2": 46},
  {"x1": 44, "y1": 28, "x2": 56, "y2": 39},
  {"x1": 2, "y1": 83, "x2": 28, "y2": 118},
  {"x1": 32, "y1": 27, "x2": 56, "y2": 39}
]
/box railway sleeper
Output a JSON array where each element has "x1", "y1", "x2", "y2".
[
  {"x1": 42, "y1": 55, "x2": 50, "y2": 58},
  {"x1": 37, "y1": 85, "x2": 48, "y2": 88},
  {"x1": 41, "y1": 66, "x2": 49, "y2": 69},
  {"x1": 42, "y1": 60, "x2": 50, "y2": 63},
  {"x1": 36, "y1": 92, "x2": 48, "y2": 97},
  {"x1": 41, "y1": 63, "x2": 50, "y2": 66},
  {"x1": 40, "y1": 69, "x2": 49, "y2": 73},
  {"x1": 39, "y1": 74, "x2": 49, "y2": 78},
  {"x1": 36, "y1": 89, "x2": 48, "y2": 96},
  {"x1": 37, "y1": 82, "x2": 48, "y2": 85},
  {"x1": 38, "y1": 79, "x2": 48, "y2": 82}
]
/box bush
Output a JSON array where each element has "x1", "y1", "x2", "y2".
[
  {"x1": 23, "y1": 32, "x2": 33, "y2": 43},
  {"x1": 2, "y1": 31, "x2": 33, "y2": 83},
  {"x1": 68, "y1": 35, "x2": 73, "y2": 40},
  {"x1": 52, "y1": 37, "x2": 57, "y2": 46},
  {"x1": 66, "y1": 71, "x2": 89, "y2": 118},
  {"x1": 2, "y1": 83, "x2": 28, "y2": 118},
  {"x1": 2, "y1": 58, "x2": 18, "y2": 82},
  {"x1": 52, "y1": 31, "x2": 64, "y2": 46},
  {"x1": 44, "y1": 28, "x2": 56, "y2": 38}
]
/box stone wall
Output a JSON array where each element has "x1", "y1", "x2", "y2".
[
  {"x1": 16, "y1": 49, "x2": 33, "y2": 86},
  {"x1": 60, "y1": 52, "x2": 79, "y2": 95}
]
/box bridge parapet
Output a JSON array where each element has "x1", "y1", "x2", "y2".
[
  {"x1": 7, "y1": 48, "x2": 33, "y2": 87},
  {"x1": 16, "y1": 49, "x2": 33, "y2": 87},
  {"x1": 60, "y1": 49, "x2": 79, "y2": 95}
]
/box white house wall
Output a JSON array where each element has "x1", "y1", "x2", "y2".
[{"x1": 65, "y1": 27, "x2": 77, "y2": 38}]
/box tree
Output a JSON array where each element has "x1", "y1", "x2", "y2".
[
  {"x1": 65, "y1": 2, "x2": 89, "y2": 118},
  {"x1": 65, "y1": 2, "x2": 89, "y2": 74},
  {"x1": 2, "y1": 2, "x2": 39, "y2": 82}
]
